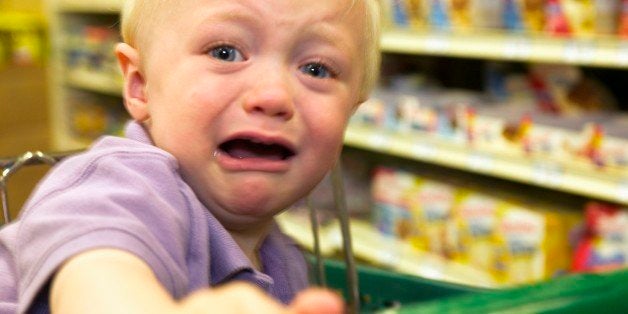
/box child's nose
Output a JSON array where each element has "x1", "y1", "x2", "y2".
[{"x1": 242, "y1": 72, "x2": 294, "y2": 120}]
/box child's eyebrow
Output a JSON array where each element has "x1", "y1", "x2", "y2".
[
  {"x1": 195, "y1": 8, "x2": 260, "y2": 29},
  {"x1": 299, "y1": 23, "x2": 359, "y2": 55},
  {"x1": 193, "y1": 6, "x2": 360, "y2": 56}
]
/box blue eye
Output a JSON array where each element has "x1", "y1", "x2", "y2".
[
  {"x1": 300, "y1": 62, "x2": 334, "y2": 79},
  {"x1": 210, "y1": 45, "x2": 244, "y2": 62}
]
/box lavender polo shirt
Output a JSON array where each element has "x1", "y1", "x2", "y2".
[{"x1": 0, "y1": 121, "x2": 309, "y2": 313}]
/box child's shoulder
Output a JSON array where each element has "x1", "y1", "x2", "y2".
[
  {"x1": 51, "y1": 135, "x2": 175, "y2": 183},
  {"x1": 21, "y1": 131, "x2": 183, "y2": 216}
]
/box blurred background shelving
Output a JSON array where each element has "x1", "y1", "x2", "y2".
[{"x1": 382, "y1": 28, "x2": 628, "y2": 68}]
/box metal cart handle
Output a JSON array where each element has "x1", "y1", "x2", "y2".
[
  {"x1": 0, "y1": 151, "x2": 71, "y2": 224},
  {"x1": 309, "y1": 161, "x2": 360, "y2": 314}
]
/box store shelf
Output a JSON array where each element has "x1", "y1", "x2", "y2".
[
  {"x1": 381, "y1": 28, "x2": 628, "y2": 69},
  {"x1": 51, "y1": 125, "x2": 92, "y2": 152},
  {"x1": 276, "y1": 212, "x2": 497, "y2": 288},
  {"x1": 56, "y1": 0, "x2": 123, "y2": 13},
  {"x1": 344, "y1": 124, "x2": 628, "y2": 206},
  {"x1": 65, "y1": 69, "x2": 122, "y2": 96}
]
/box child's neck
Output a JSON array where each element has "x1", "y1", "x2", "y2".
[{"x1": 228, "y1": 222, "x2": 273, "y2": 271}]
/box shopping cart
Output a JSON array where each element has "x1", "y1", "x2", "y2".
[{"x1": 3, "y1": 151, "x2": 628, "y2": 314}]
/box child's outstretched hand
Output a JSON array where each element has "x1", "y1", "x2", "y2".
[
  {"x1": 180, "y1": 282, "x2": 345, "y2": 314},
  {"x1": 52, "y1": 249, "x2": 344, "y2": 314}
]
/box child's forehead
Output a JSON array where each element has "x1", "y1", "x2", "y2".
[
  {"x1": 150, "y1": 0, "x2": 368, "y2": 40},
  {"x1": 140, "y1": 0, "x2": 370, "y2": 61},
  {"x1": 173, "y1": 0, "x2": 365, "y2": 20}
]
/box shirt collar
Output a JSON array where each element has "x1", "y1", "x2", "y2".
[
  {"x1": 124, "y1": 120, "x2": 154, "y2": 145},
  {"x1": 206, "y1": 211, "x2": 277, "y2": 288}
]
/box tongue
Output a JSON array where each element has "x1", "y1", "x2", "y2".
[{"x1": 225, "y1": 140, "x2": 285, "y2": 161}]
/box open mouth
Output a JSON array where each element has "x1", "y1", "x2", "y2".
[{"x1": 218, "y1": 138, "x2": 296, "y2": 161}]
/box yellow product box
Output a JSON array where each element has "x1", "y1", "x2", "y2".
[
  {"x1": 404, "y1": 0, "x2": 430, "y2": 29},
  {"x1": 494, "y1": 203, "x2": 546, "y2": 285},
  {"x1": 504, "y1": 0, "x2": 545, "y2": 33},
  {"x1": 470, "y1": 0, "x2": 503, "y2": 30},
  {"x1": 538, "y1": 205, "x2": 582, "y2": 278},
  {"x1": 559, "y1": 0, "x2": 597, "y2": 37},
  {"x1": 407, "y1": 178, "x2": 458, "y2": 257},
  {"x1": 449, "y1": 190, "x2": 500, "y2": 274},
  {"x1": 493, "y1": 199, "x2": 582, "y2": 285}
]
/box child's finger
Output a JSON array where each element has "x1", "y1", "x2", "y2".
[
  {"x1": 288, "y1": 288, "x2": 345, "y2": 314},
  {"x1": 179, "y1": 282, "x2": 286, "y2": 314}
]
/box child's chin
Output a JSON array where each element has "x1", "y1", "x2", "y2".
[{"x1": 225, "y1": 196, "x2": 287, "y2": 217}]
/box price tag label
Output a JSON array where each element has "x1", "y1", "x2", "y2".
[
  {"x1": 467, "y1": 153, "x2": 494, "y2": 172},
  {"x1": 503, "y1": 38, "x2": 532, "y2": 59},
  {"x1": 563, "y1": 40, "x2": 596, "y2": 64},
  {"x1": 531, "y1": 162, "x2": 564, "y2": 187},
  {"x1": 424, "y1": 35, "x2": 450, "y2": 52},
  {"x1": 412, "y1": 142, "x2": 438, "y2": 160},
  {"x1": 368, "y1": 133, "x2": 389, "y2": 150},
  {"x1": 617, "y1": 43, "x2": 628, "y2": 65},
  {"x1": 617, "y1": 180, "x2": 628, "y2": 203}
]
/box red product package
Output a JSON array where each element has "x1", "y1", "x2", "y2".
[{"x1": 572, "y1": 202, "x2": 628, "y2": 273}]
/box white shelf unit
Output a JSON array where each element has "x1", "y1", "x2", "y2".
[
  {"x1": 382, "y1": 28, "x2": 628, "y2": 69},
  {"x1": 46, "y1": 2, "x2": 628, "y2": 206},
  {"x1": 47, "y1": 0, "x2": 124, "y2": 151},
  {"x1": 55, "y1": 0, "x2": 123, "y2": 14},
  {"x1": 345, "y1": 124, "x2": 628, "y2": 206}
]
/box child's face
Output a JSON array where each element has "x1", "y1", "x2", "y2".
[{"x1": 131, "y1": 0, "x2": 367, "y2": 229}]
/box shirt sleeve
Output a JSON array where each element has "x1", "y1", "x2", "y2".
[{"x1": 13, "y1": 150, "x2": 192, "y2": 313}]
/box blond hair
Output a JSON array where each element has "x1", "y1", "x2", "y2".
[{"x1": 120, "y1": 0, "x2": 381, "y2": 100}]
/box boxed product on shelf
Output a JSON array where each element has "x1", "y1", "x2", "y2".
[
  {"x1": 368, "y1": 165, "x2": 583, "y2": 286},
  {"x1": 389, "y1": 0, "x2": 430, "y2": 29},
  {"x1": 494, "y1": 203, "x2": 546, "y2": 284},
  {"x1": 470, "y1": 0, "x2": 504, "y2": 30},
  {"x1": 385, "y1": 0, "x2": 624, "y2": 37},
  {"x1": 428, "y1": 0, "x2": 474, "y2": 31},
  {"x1": 387, "y1": 0, "x2": 499, "y2": 32},
  {"x1": 351, "y1": 88, "x2": 400, "y2": 129},
  {"x1": 449, "y1": 189, "x2": 501, "y2": 277},
  {"x1": 594, "y1": 0, "x2": 621, "y2": 35},
  {"x1": 478, "y1": 104, "x2": 628, "y2": 170},
  {"x1": 602, "y1": 116, "x2": 628, "y2": 168},
  {"x1": 406, "y1": 177, "x2": 458, "y2": 256},
  {"x1": 619, "y1": 0, "x2": 628, "y2": 38},
  {"x1": 572, "y1": 201, "x2": 628, "y2": 273},
  {"x1": 66, "y1": 91, "x2": 127, "y2": 141},
  {"x1": 503, "y1": 0, "x2": 545, "y2": 33},
  {"x1": 529, "y1": 64, "x2": 618, "y2": 115},
  {"x1": 64, "y1": 24, "x2": 122, "y2": 89},
  {"x1": 371, "y1": 166, "x2": 417, "y2": 239},
  {"x1": 358, "y1": 73, "x2": 627, "y2": 172},
  {"x1": 545, "y1": 0, "x2": 621, "y2": 37}
]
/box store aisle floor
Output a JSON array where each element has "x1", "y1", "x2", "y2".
[{"x1": 1, "y1": 64, "x2": 51, "y2": 220}]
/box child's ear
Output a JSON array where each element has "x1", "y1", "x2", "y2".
[{"x1": 115, "y1": 43, "x2": 149, "y2": 121}]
